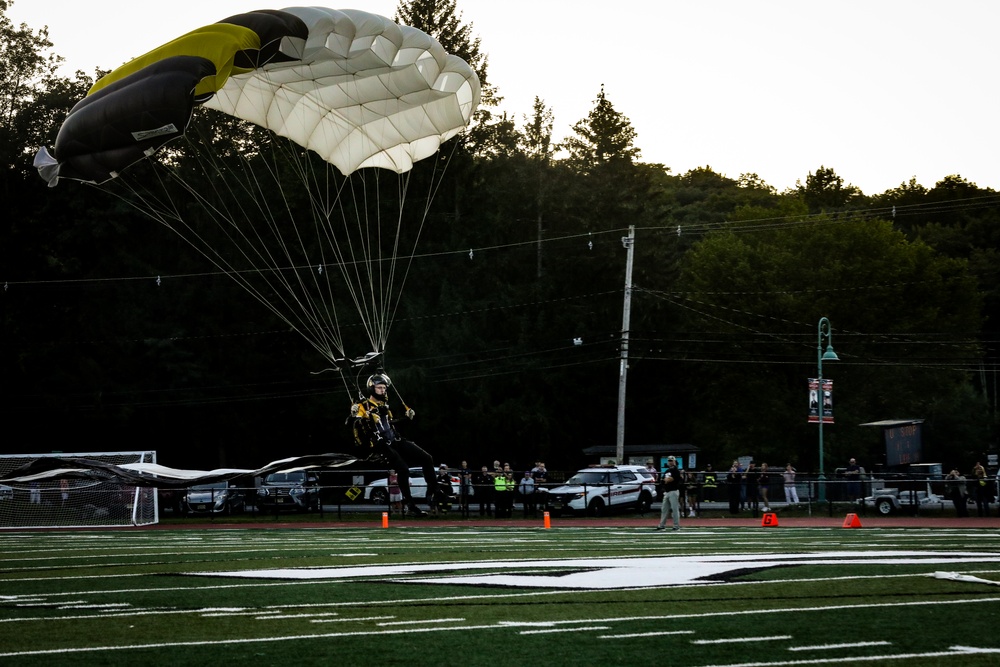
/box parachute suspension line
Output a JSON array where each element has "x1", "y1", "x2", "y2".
[
  {"x1": 383, "y1": 137, "x2": 464, "y2": 346},
  {"x1": 289, "y1": 142, "x2": 381, "y2": 360},
  {"x1": 257, "y1": 137, "x2": 350, "y2": 362},
  {"x1": 112, "y1": 126, "x2": 345, "y2": 367},
  {"x1": 349, "y1": 168, "x2": 384, "y2": 353},
  {"x1": 173, "y1": 129, "x2": 346, "y2": 365}
]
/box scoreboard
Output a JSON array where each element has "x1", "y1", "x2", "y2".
[{"x1": 884, "y1": 422, "x2": 922, "y2": 466}]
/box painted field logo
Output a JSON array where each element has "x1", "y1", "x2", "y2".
[{"x1": 194, "y1": 551, "x2": 1000, "y2": 590}]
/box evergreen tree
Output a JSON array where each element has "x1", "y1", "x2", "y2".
[{"x1": 562, "y1": 84, "x2": 641, "y2": 174}]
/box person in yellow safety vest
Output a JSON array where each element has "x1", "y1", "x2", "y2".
[
  {"x1": 701, "y1": 464, "x2": 717, "y2": 502},
  {"x1": 494, "y1": 463, "x2": 515, "y2": 518}
]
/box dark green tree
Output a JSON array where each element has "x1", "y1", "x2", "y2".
[
  {"x1": 796, "y1": 165, "x2": 864, "y2": 213},
  {"x1": 667, "y1": 215, "x2": 985, "y2": 470}
]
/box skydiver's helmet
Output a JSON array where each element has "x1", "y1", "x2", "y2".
[{"x1": 366, "y1": 373, "x2": 391, "y2": 400}]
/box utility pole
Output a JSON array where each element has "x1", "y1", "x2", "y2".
[{"x1": 616, "y1": 225, "x2": 635, "y2": 464}]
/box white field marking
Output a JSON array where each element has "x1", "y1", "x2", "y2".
[
  {"x1": 496, "y1": 621, "x2": 555, "y2": 627},
  {"x1": 519, "y1": 626, "x2": 610, "y2": 635},
  {"x1": 693, "y1": 636, "x2": 793, "y2": 645},
  {"x1": 788, "y1": 641, "x2": 892, "y2": 651},
  {"x1": 599, "y1": 630, "x2": 696, "y2": 638},
  {"x1": 198, "y1": 610, "x2": 282, "y2": 617},
  {"x1": 376, "y1": 618, "x2": 465, "y2": 626},
  {"x1": 2, "y1": 595, "x2": 999, "y2": 658},
  {"x1": 0, "y1": 547, "x2": 311, "y2": 564},
  {"x1": 58, "y1": 603, "x2": 132, "y2": 609},
  {"x1": 310, "y1": 615, "x2": 397, "y2": 623},
  {"x1": 497, "y1": 596, "x2": 1000, "y2": 629},
  {"x1": 252, "y1": 612, "x2": 341, "y2": 620},
  {"x1": 6, "y1": 565, "x2": 1000, "y2": 627},
  {"x1": 4, "y1": 573, "x2": 150, "y2": 582},
  {"x1": 713, "y1": 647, "x2": 1000, "y2": 667},
  {"x1": 330, "y1": 553, "x2": 378, "y2": 557},
  {"x1": 0, "y1": 604, "x2": 999, "y2": 659},
  {"x1": 950, "y1": 646, "x2": 1000, "y2": 653}
]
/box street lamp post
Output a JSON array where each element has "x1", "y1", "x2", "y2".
[{"x1": 816, "y1": 317, "x2": 839, "y2": 502}]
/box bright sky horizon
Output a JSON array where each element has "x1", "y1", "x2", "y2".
[{"x1": 10, "y1": 0, "x2": 1000, "y2": 195}]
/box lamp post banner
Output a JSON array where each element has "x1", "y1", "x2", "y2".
[{"x1": 808, "y1": 379, "x2": 834, "y2": 424}]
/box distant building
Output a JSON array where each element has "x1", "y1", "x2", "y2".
[{"x1": 582, "y1": 443, "x2": 701, "y2": 471}]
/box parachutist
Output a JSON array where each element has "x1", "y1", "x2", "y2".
[{"x1": 350, "y1": 373, "x2": 437, "y2": 517}]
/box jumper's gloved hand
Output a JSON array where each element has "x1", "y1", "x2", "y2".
[
  {"x1": 350, "y1": 403, "x2": 360, "y2": 417},
  {"x1": 405, "y1": 407, "x2": 415, "y2": 420}
]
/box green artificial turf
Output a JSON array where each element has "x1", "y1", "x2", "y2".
[{"x1": 2, "y1": 526, "x2": 999, "y2": 666}]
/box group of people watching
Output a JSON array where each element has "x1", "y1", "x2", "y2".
[
  {"x1": 457, "y1": 460, "x2": 548, "y2": 518},
  {"x1": 946, "y1": 461, "x2": 998, "y2": 517}
]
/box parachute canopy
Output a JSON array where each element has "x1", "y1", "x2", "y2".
[
  {"x1": 35, "y1": 7, "x2": 480, "y2": 185},
  {"x1": 0, "y1": 454, "x2": 356, "y2": 488}
]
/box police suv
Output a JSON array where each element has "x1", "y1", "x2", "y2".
[{"x1": 541, "y1": 464, "x2": 658, "y2": 516}]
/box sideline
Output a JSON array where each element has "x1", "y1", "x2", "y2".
[{"x1": 135, "y1": 514, "x2": 1000, "y2": 530}]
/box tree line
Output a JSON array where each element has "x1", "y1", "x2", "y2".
[{"x1": 2, "y1": 0, "x2": 997, "y2": 476}]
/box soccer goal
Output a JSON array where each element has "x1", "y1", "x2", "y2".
[{"x1": 0, "y1": 451, "x2": 159, "y2": 529}]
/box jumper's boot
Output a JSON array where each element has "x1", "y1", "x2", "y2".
[{"x1": 406, "y1": 501, "x2": 428, "y2": 517}]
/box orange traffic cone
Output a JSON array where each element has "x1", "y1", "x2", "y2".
[
  {"x1": 761, "y1": 512, "x2": 779, "y2": 527},
  {"x1": 842, "y1": 513, "x2": 862, "y2": 528},
  {"x1": 543, "y1": 511, "x2": 551, "y2": 529},
  {"x1": 382, "y1": 511, "x2": 389, "y2": 528}
]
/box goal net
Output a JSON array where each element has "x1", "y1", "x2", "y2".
[{"x1": 0, "y1": 451, "x2": 158, "y2": 529}]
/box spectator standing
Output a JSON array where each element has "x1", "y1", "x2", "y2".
[
  {"x1": 655, "y1": 456, "x2": 683, "y2": 531},
  {"x1": 645, "y1": 460, "x2": 659, "y2": 483},
  {"x1": 685, "y1": 469, "x2": 699, "y2": 517},
  {"x1": 475, "y1": 465, "x2": 494, "y2": 517},
  {"x1": 726, "y1": 462, "x2": 741, "y2": 514},
  {"x1": 458, "y1": 460, "x2": 473, "y2": 516},
  {"x1": 758, "y1": 463, "x2": 771, "y2": 512},
  {"x1": 433, "y1": 464, "x2": 454, "y2": 515},
  {"x1": 972, "y1": 461, "x2": 989, "y2": 516},
  {"x1": 494, "y1": 464, "x2": 515, "y2": 518},
  {"x1": 946, "y1": 468, "x2": 969, "y2": 517},
  {"x1": 701, "y1": 464, "x2": 717, "y2": 502},
  {"x1": 530, "y1": 461, "x2": 548, "y2": 485},
  {"x1": 782, "y1": 463, "x2": 800, "y2": 505},
  {"x1": 844, "y1": 458, "x2": 862, "y2": 501},
  {"x1": 743, "y1": 462, "x2": 758, "y2": 513},
  {"x1": 387, "y1": 469, "x2": 403, "y2": 515},
  {"x1": 736, "y1": 460, "x2": 747, "y2": 510},
  {"x1": 518, "y1": 471, "x2": 537, "y2": 517}
]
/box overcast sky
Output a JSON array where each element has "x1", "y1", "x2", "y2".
[{"x1": 10, "y1": 0, "x2": 999, "y2": 194}]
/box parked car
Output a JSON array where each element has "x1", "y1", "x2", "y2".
[
  {"x1": 364, "y1": 467, "x2": 461, "y2": 505},
  {"x1": 256, "y1": 471, "x2": 320, "y2": 512},
  {"x1": 183, "y1": 482, "x2": 246, "y2": 515},
  {"x1": 540, "y1": 464, "x2": 658, "y2": 516}
]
